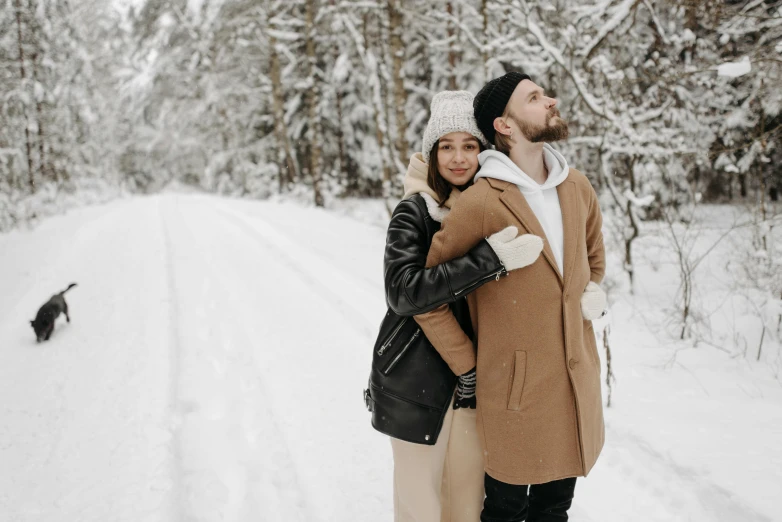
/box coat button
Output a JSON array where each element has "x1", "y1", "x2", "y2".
[
  {"x1": 569, "y1": 358, "x2": 577, "y2": 370},
  {"x1": 425, "y1": 435, "x2": 430, "y2": 441}
]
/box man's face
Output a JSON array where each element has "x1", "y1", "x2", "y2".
[{"x1": 503, "y1": 80, "x2": 569, "y2": 143}]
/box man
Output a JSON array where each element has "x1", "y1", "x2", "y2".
[{"x1": 413, "y1": 72, "x2": 607, "y2": 521}]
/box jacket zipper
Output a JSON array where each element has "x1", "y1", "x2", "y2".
[
  {"x1": 382, "y1": 328, "x2": 421, "y2": 374},
  {"x1": 454, "y1": 266, "x2": 506, "y2": 297},
  {"x1": 377, "y1": 317, "x2": 409, "y2": 355}
]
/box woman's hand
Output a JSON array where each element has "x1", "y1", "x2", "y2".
[
  {"x1": 487, "y1": 226, "x2": 544, "y2": 271},
  {"x1": 454, "y1": 367, "x2": 477, "y2": 409}
]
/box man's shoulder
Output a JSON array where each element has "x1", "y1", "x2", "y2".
[
  {"x1": 567, "y1": 168, "x2": 598, "y2": 195},
  {"x1": 566, "y1": 167, "x2": 588, "y2": 184},
  {"x1": 457, "y1": 178, "x2": 495, "y2": 207},
  {"x1": 464, "y1": 177, "x2": 510, "y2": 198},
  {"x1": 442, "y1": 179, "x2": 499, "y2": 225}
]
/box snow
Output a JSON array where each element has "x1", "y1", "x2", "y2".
[
  {"x1": 1, "y1": 193, "x2": 781, "y2": 521},
  {"x1": 333, "y1": 53, "x2": 351, "y2": 83},
  {"x1": 0, "y1": 179, "x2": 127, "y2": 234},
  {"x1": 681, "y1": 28, "x2": 696, "y2": 43},
  {"x1": 623, "y1": 189, "x2": 655, "y2": 207},
  {"x1": 579, "y1": 0, "x2": 639, "y2": 58},
  {"x1": 596, "y1": 205, "x2": 782, "y2": 520},
  {"x1": 717, "y1": 56, "x2": 752, "y2": 78},
  {"x1": 266, "y1": 29, "x2": 301, "y2": 42}
]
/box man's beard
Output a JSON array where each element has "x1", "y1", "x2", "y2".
[{"x1": 513, "y1": 109, "x2": 569, "y2": 143}]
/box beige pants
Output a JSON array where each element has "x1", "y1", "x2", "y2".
[{"x1": 390, "y1": 401, "x2": 485, "y2": 522}]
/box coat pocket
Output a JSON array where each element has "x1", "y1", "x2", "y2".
[
  {"x1": 506, "y1": 351, "x2": 527, "y2": 411},
  {"x1": 377, "y1": 317, "x2": 409, "y2": 356},
  {"x1": 381, "y1": 327, "x2": 421, "y2": 375},
  {"x1": 584, "y1": 320, "x2": 600, "y2": 368}
]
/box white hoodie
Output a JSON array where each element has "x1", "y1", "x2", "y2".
[{"x1": 474, "y1": 145, "x2": 570, "y2": 274}]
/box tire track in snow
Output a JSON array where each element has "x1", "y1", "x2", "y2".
[
  {"x1": 198, "y1": 201, "x2": 393, "y2": 520},
  {"x1": 163, "y1": 196, "x2": 316, "y2": 521},
  {"x1": 604, "y1": 424, "x2": 772, "y2": 521},
  {"x1": 208, "y1": 204, "x2": 382, "y2": 340},
  {"x1": 214, "y1": 200, "x2": 385, "y2": 294},
  {"x1": 159, "y1": 197, "x2": 185, "y2": 522},
  {"x1": 576, "y1": 419, "x2": 773, "y2": 521}
]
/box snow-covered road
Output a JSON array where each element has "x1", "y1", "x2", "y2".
[{"x1": 1, "y1": 193, "x2": 779, "y2": 521}]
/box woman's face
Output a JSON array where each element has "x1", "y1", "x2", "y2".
[{"x1": 436, "y1": 132, "x2": 481, "y2": 188}]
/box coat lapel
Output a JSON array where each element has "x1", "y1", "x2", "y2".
[
  {"x1": 557, "y1": 178, "x2": 580, "y2": 292},
  {"x1": 492, "y1": 180, "x2": 563, "y2": 285}
]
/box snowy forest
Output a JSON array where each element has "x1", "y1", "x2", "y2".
[{"x1": 2, "y1": 0, "x2": 780, "y2": 205}]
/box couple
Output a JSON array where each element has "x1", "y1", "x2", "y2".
[{"x1": 366, "y1": 72, "x2": 607, "y2": 522}]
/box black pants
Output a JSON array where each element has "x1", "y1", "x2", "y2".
[{"x1": 481, "y1": 473, "x2": 577, "y2": 522}]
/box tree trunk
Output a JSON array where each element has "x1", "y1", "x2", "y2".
[
  {"x1": 683, "y1": 0, "x2": 698, "y2": 64},
  {"x1": 481, "y1": 0, "x2": 490, "y2": 82},
  {"x1": 28, "y1": 0, "x2": 52, "y2": 183},
  {"x1": 386, "y1": 0, "x2": 408, "y2": 173},
  {"x1": 14, "y1": 0, "x2": 35, "y2": 192},
  {"x1": 602, "y1": 324, "x2": 614, "y2": 408},
  {"x1": 31, "y1": 50, "x2": 51, "y2": 183},
  {"x1": 305, "y1": 0, "x2": 324, "y2": 207},
  {"x1": 369, "y1": 11, "x2": 393, "y2": 197},
  {"x1": 268, "y1": 33, "x2": 297, "y2": 192},
  {"x1": 757, "y1": 101, "x2": 768, "y2": 251},
  {"x1": 333, "y1": 78, "x2": 350, "y2": 192},
  {"x1": 329, "y1": 0, "x2": 350, "y2": 193},
  {"x1": 625, "y1": 156, "x2": 640, "y2": 293},
  {"x1": 380, "y1": 17, "x2": 393, "y2": 181},
  {"x1": 684, "y1": 0, "x2": 697, "y2": 32},
  {"x1": 446, "y1": 2, "x2": 457, "y2": 90}
]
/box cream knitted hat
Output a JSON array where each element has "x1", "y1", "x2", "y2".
[{"x1": 421, "y1": 91, "x2": 489, "y2": 162}]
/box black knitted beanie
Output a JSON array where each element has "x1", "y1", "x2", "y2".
[{"x1": 473, "y1": 72, "x2": 531, "y2": 143}]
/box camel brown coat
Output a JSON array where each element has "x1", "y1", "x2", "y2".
[{"x1": 414, "y1": 171, "x2": 606, "y2": 486}]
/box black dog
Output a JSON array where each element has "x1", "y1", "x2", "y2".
[{"x1": 30, "y1": 283, "x2": 77, "y2": 342}]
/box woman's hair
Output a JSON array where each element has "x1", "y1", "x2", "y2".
[{"x1": 426, "y1": 138, "x2": 487, "y2": 207}]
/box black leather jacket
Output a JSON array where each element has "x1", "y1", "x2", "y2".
[{"x1": 365, "y1": 194, "x2": 505, "y2": 445}]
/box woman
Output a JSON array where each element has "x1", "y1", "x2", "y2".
[{"x1": 365, "y1": 91, "x2": 544, "y2": 522}]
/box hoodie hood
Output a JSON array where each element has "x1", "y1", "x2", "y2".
[
  {"x1": 475, "y1": 144, "x2": 570, "y2": 275},
  {"x1": 474, "y1": 144, "x2": 569, "y2": 194},
  {"x1": 402, "y1": 152, "x2": 436, "y2": 200},
  {"x1": 402, "y1": 152, "x2": 459, "y2": 215}
]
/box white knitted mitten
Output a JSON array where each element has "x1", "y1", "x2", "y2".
[
  {"x1": 581, "y1": 281, "x2": 607, "y2": 320},
  {"x1": 486, "y1": 226, "x2": 544, "y2": 271}
]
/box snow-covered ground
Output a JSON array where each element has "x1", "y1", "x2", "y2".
[{"x1": 1, "y1": 193, "x2": 780, "y2": 521}]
